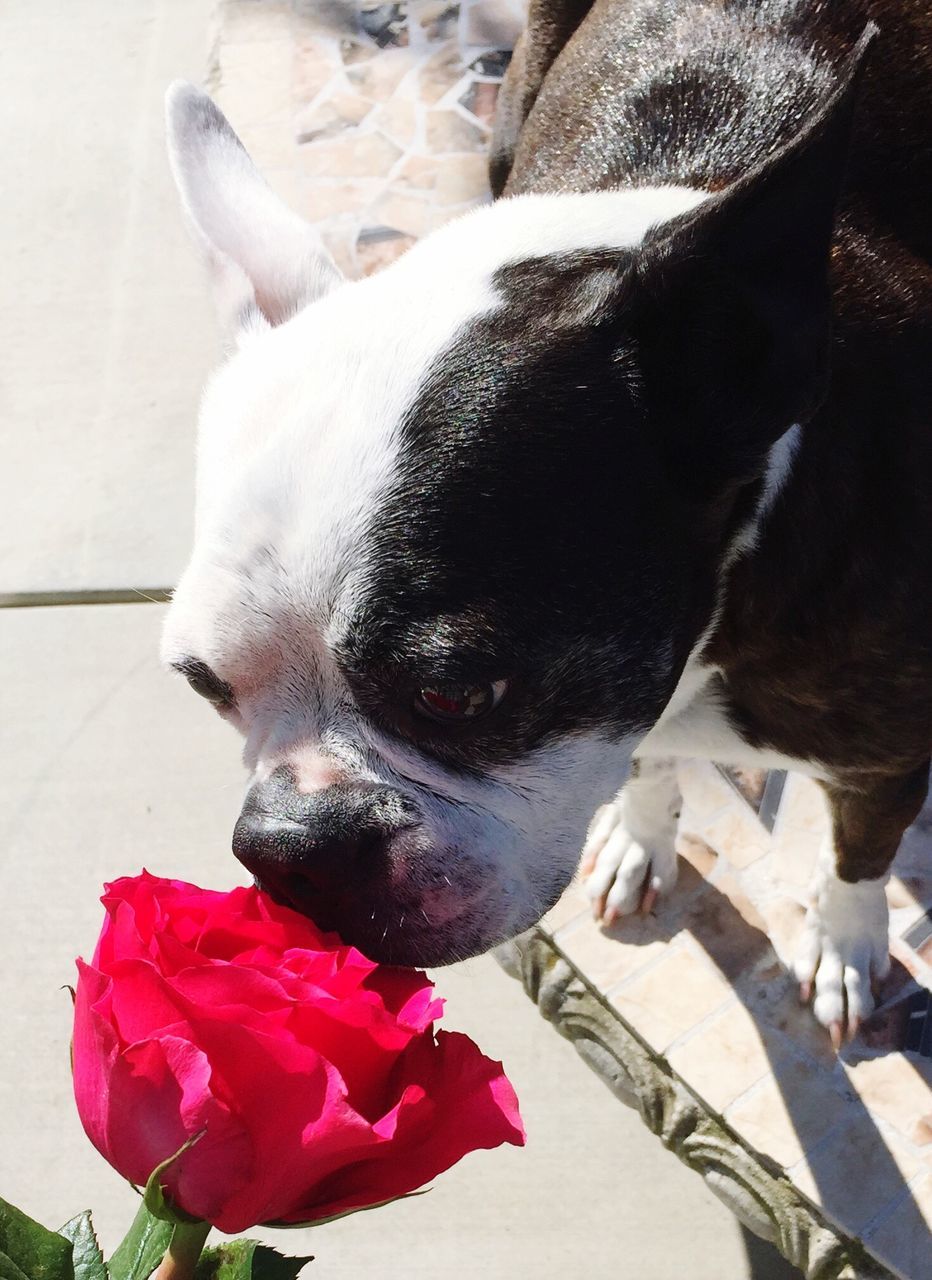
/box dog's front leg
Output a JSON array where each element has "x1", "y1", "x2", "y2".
[
  {"x1": 795, "y1": 764, "x2": 929, "y2": 1046},
  {"x1": 582, "y1": 757, "x2": 682, "y2": 924}
]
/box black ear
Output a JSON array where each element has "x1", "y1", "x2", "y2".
[{"x1": 634, "y1": 23, "x2": 877, "y2": 492}]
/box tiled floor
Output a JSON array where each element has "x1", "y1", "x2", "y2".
[{"x1": 546, "y1": 765, "x2": 932, "y2": 1279}]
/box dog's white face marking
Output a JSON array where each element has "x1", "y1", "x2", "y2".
[
  {"x1": 179, "y1": 181, "x2": 710, "y2": 618},
  {"x1": 163, "y1": 84, "x2": 706, "y2": 958}
]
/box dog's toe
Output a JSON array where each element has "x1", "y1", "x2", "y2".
[
  {"x1": 809, "y1": 943, "x2": 877, "y2": 1046},
  {"x1": 795, "y1": 872, "x2": 890, "y2": 1045},
  {"x1": 580, "y1": 802, "x2": 623, "y2": 878},
  {"x1": 583, "y1": 805, "x2": 678, "y2": 924}
]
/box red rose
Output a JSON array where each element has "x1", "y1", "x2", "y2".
[{"x1": 73, "y1": 872, "x2": 524, "y2": 1233}]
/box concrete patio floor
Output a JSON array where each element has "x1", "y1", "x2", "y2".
[{"x1": 0, "y1": 2, "x2": 801, "y2": 1275}]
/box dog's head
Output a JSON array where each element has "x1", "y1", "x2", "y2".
[{"x1": 162, "y1": 53, "x2": 861, "y2": 963}]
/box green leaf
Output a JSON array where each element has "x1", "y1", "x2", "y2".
[
  {"x1": 0, "y1": 1249, "x2": 31, "y2": 1280},
  {"x1": 58, "y1": 1214, "x2": 106, "y2": 1280},
  {"x1": 0, "y1": 1196, "x2": 74, "y2": 1280},
  {"x1": 193, "y1": 1242, "x2": 312, "y2": 1280},
  {"x1": 250, "y1": 1246, "x2": 313, "y2": 1280},
  {"x1": 142, "y1": 1133, "x2": 205, "y2": 1226},
  {"x1": 106, "y1": 1198, "x2": 172, "y2": 1280}
]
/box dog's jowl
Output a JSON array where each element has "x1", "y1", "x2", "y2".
[{"x1": 162, "y1": 0, "x2": 932, "y2": 1043}]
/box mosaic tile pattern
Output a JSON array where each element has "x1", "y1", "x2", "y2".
[
  {"x1": 211, "y1": 0, "x2": 521, "y2": 278},
  {"x1": 210, "y1": 4, "x2": 932, "y2": 1275}
]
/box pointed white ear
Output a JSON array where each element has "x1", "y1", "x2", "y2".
[{"x1": 165, "y1": 81, "x2": 342, "y2": 337}]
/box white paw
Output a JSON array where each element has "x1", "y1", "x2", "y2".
[
  {"x1": 582, "y1": 800, "x2": 679, "y2": 924},
  {"x1": 794, "y1": 870, "x2": 890, "y2": 1047}
]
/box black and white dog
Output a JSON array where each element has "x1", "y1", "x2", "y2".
[{"x1": 163, "y1": 0, "x2": 932, "y2": 1045}]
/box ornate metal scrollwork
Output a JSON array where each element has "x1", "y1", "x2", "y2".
[{"x1": 495, "y1": 930, "x2": 894, "y2": 1280}]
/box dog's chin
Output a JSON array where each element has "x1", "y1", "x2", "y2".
[
  {"x1": 350, "y1": 925, "x2": 501, "y2": 969},
  {"x1": 252, "y1": 874, "x2": 544, "y2": 969}
]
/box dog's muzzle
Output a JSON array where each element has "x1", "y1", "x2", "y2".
[{"x1": 232, "y1": 765, "x2": 428, "y2": 959}]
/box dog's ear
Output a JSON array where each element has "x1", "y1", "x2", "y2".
[
  {"x1": 165, "y1": 82, "x2": 342, "y2": 339},
  {"x1": 635, "y1": 23, "x2": 876, "y2": 491}
]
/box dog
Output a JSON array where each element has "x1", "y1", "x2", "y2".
[{"x1": 162, "y1": 0, "x2": 932, "y2": 1046}]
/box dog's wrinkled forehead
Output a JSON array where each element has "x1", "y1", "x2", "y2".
[{"x1": 169, "y1": 188, "x2": 706, "y2": 654}]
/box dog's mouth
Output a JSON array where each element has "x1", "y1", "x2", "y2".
[
  {"x1": 232, "y1": 776, "x2": 553, "y2": 967},
  {"x1": 251, "y1": 871, "x2": 498, "y2": 968}
]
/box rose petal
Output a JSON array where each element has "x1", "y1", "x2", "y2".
[
  {"x1": 105, "y1": 959, "x2": 194, "y2": 1045},
  {"x1": 73, "y1": 961, "x2": 122, "y2": 1154},
  {"x1": 278, "y1": 1031, "x2": 525, "y2": 1224},
  {"x1": 73, "y1": 874, "x2": 524, "y2": 1233},
  {"x1": 180, "y1": 1021, "x2": 366, "y2": 1232},
  {"x1": 107, "y1": 1035, "x2": 255, "y2": 1223}
]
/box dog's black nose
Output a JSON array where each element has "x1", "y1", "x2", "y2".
[{"x1": 232, "y1": 766, "x2": 421, "y2": 926}]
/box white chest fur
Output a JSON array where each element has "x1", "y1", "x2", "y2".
[{"x1": 637, "y1": 662, "x2": 829, "y2": 780}]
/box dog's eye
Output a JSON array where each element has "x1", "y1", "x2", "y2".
[
  {"x1": 413, "y1": 679, "x2": 508, "y2": 724},
  {"x1": 175, "y1": 659, "x2": 234, "y2": 708}
]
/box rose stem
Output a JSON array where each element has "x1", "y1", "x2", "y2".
[{"x1": 153, "y1": 1220, "x2": 212, "y2": 1280}]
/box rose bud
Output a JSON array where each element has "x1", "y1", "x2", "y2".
[{"x1": 73, "y1": 872, "x2": 524, "y2": 1233}]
